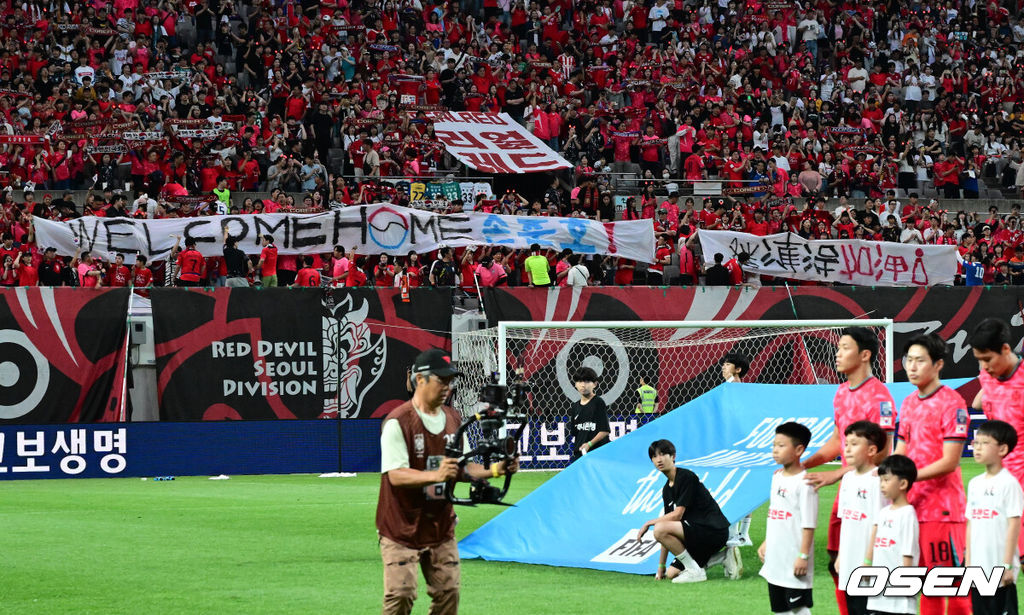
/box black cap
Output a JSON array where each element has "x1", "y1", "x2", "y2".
[{"x1": 412, "y1": 348, "x2": 462, "y2": 378}]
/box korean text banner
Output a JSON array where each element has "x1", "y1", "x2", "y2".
[
  {"x1": 425, "y1": 111, "x2": 571, "y2": 173},
  {"x1": 0, "y1": 288, "x2": 130, "y2": 424},
  {"x1": 0, "y1": 419, "x2": 381, "y2": 479},
  {"x1": 697, "y1": 230, "x2": 957, "y2": 287},
  {"x1": 33, "y1": 205, "x2": 654, "y2": 263},
  {"x1": 460, "y1": 380, "x2": 938, "y2": 574},
  {"x1": 151, "y1": 287, "x2": 452, "y2": 420}
]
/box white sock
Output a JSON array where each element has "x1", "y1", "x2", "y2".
[
  {"x1": 737, "y1": 515, "x2": 753, "y2": 544},
  {"x1": 792, "y1": 607, "x2": 811, "y2": 615},
  {"x1": 677, "y1": 550, "x2": 698, "y2": 569},
  {"x1": 738, "y1": 514, "x2": 752, "y2": 537}
]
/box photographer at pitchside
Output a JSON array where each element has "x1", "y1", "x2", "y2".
[{"x1": 376, "y1": 349, "x2": 518, "y2": 615}]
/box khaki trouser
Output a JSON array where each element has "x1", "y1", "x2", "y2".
[{"x1": 380, "y1": 535, "x2": 460, "y2": 615}]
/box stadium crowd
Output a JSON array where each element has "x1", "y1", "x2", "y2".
[{"x1": 2, "y1": 0, "x2": 1024, "y2": 288}]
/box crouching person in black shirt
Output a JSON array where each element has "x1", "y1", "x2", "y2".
[
  {"x1": 638, "y1": 439, "x2": 730, "y2": 584},
  {"x1": 569, "y1": 367, "x2": 610, "y2": 462}
]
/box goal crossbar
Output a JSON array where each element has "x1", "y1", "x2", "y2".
[{"x1": 496, "y1": 319, "x2": 895, "y2": 385}]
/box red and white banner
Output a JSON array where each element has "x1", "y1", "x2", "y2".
[
  {"x1": 425, "y1": 111, "x2": 571, "y2": 174},
  {"x1": 697, "y1": 230, "x2": 957, "y2": 287}
]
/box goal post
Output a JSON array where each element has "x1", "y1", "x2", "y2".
[
  {"x1": 453, "y1": 319, "x2": 894, "y2": 469},
  {"x1": 496, "y1": 320, "x2": 895, "y2": 386}
]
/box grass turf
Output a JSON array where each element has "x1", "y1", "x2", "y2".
[{"x1": 0, "y1": 461, "x2": 985, "y2": 615}]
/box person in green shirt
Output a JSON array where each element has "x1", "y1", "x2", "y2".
[
  {"x1": 635, "y1": 375, "x2": 658, "y2": 414},
  {"x1": 212, "y1": 177, "x2": 231, "y2": 214},
  {"x1": 523, "y1": 243, "x2": 552, "y2": 287}
]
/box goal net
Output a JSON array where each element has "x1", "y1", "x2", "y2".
[{"x1": 452, "y1": 319, "x2": 893, "y2": 470}]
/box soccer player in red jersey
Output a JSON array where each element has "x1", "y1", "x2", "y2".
[
  {"x1": 971, "y1": 318, "x2": 1024, "y2": 558},
  {"x1": 803, "y1": 327, "x2": 895, "y2": 615},
  {"x1": 895, "y1": 333, "x2": 970, "y2": 615}
]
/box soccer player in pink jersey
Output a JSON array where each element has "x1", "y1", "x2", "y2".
[
  {"x1": 895, "y1": 333, "x2": 970, "y2": 615},
  {"x1": 804, "y1": 327, "x2": 896, "y2": 615},
  {"x1": 970, "y1": 317, "x2": 1024, "y2": 558}
]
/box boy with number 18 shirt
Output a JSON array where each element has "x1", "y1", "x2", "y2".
[{"x1": 895, "y1": 334, "x2": 969, "y2": 615}]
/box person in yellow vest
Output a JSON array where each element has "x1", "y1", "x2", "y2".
[
  {"x1": 635, "y1": 375, "x2": 658, "y2": 414},
  {"x1": 524, "y1": 243, "x2": 552, "y2": 287}
]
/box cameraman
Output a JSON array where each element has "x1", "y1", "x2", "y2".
[{"x1": 376, "y1": 348, "x2": 518, "y2": 615}]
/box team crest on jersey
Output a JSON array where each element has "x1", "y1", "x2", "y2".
[
  {"x1": 414, "y1": 434, "x2": 425, "y2": 457},
  {"x1": 776, "y1": 486, "x2": 787, "y2": 497},
  {"x1": 984, "y1": 486, "x2": 996, "y2": 496},
  {"x1": 954, "y1": 408, "x2": 969, "y2": 436},
  {"x1": 857, "y1": 488, "x2": 868, "y2": 500},
  {"x1": 879, "y1": 401, "x2": 894, "y2": 429}
]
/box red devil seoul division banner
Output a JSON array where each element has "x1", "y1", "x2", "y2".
[{"x1": 151, "y1": 287, "x2": 453, "y2": 420}]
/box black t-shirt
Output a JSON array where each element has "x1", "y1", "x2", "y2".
[
  {"x1": 38, "y1": 260, "x2": 65, "y2": 286},
  {"x1": 223, "y1": 245, "x2": 248, "y2": 277},
  {"x1": 570, "y1": 396, "x2": 610, "y2": 451},
  {"x1": 705, "y1": 264, "x2": 730, "y2": 286},
  {"x1": 857, "y1": 210, "x2": 880, "y2": 229},
  {"x1": 662, "y1": 468, "x2": 730, "y2": 531}
]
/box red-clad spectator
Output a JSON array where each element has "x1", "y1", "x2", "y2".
[
  {"x1": 374, "y1": 254, "x2": 396, "y2": 287},
  {"x1": 107, "y1": 253, "x2": 131, "y2": 287},
  {"x1": 174, "y1": 237, "x2": 205, "y2": 287},
  {"x1": 293, "y1": 256, "x2": 323, "y2": 287},
  {"x1": 16, "y1": 252, "x2": 38, "y2": 286}
]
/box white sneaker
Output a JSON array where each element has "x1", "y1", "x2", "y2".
[
  {"x1": 671, "y1": 567, "x2": 708, "y2": 584},
  {"x1": 723, "y1": 546, "x2": 743, "y2": 580}
]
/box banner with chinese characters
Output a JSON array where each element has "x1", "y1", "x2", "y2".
[
  {"x1": 0, "y1": 288, "x2": 130, "y2": 424},
  {"x1": 697, "y1": 230, "x2": 957, "y2": 286},
  {"x1": 151, "y1": 287, "x2": 452, "y2": 420},
  {"x1": 425, "y1": 111, "x2": 572, "y2": 173},
  {"x1": 460, "y1": 379, "x2": 970, "y2": 573},
  {"x1": 34, "y1": 206, "x2": 654, "y2": 263}
]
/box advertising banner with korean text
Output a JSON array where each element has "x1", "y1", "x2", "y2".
[
  {"x1": 425, "y1": 111, "x2": 572, "y2": 173},
  {"x1": 460, "y1": 380, "x2": 972, "y2": 573},
  {"x1": 34, "y1": 206, "x2": 654, "y2": 263},
  {"x1": 151, "y1": 287, "x2": 452, "y2": 420},
  {"x1": 697, "y1": 230, "x2": 957, "y2": 286},
  {"x1": 0, "y1": 419, "x2": 381, "y2": 479},
  {"x1": 0, "y1": 288, "x2": 130, "y2": 424}
]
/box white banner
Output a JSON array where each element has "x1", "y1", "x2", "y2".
[
  {"x1": 173, "y1": 128, "x2": 231, "y2": 138},
  {"x1": 33, "y1": 205, "x2": 655, "y2": 263},
  {"x1": 697, "y1": 230, "x2": 957, "y2": 287},
  {"x1": 122, "y1": 132, "x2": 165, "y2": 141},
  {"x1": 425, "y1": 111, "x2": 571, "y2": 174}
]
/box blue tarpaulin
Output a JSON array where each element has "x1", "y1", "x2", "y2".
[{"x1": 459, "y1": 379, "x2": 972, "y2": 574}]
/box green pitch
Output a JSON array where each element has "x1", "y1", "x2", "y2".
[{"x1": 0, "y1": 461, "x2": 986, "y2": 614}]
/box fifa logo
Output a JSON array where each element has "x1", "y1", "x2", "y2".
[{"x1": 414, "y1": 434, "x2": 425, "y2": 457}]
